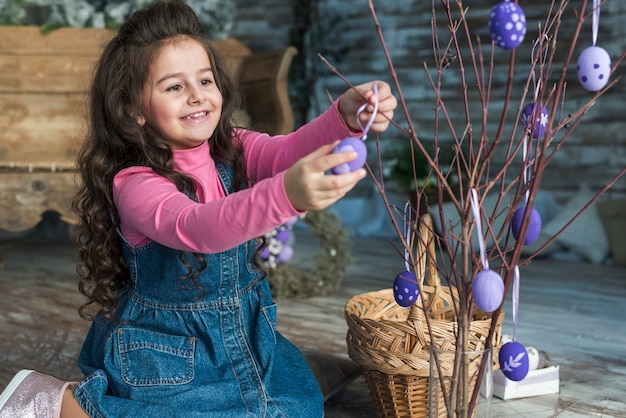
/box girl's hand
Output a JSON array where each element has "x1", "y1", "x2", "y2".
[
  {"x1": 284, "y1": 141, "x2": 366, "y2": 211},
  {"x1": 338, "y1": 81, "x2": 397, "y2": 133}
]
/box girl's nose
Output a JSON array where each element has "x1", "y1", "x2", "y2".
[{"x1": 188, "y1": 86, "x2": 206, "y2": 105}]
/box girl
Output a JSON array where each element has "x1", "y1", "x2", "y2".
[{"x1": 0, "y1": 1, "x2": 396, "y2": 417}]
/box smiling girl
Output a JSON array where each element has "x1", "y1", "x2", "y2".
[{"x1": 0, "y1": 1, "x2": 396, "y2": 417}]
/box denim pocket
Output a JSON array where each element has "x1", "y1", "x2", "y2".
[
  {"x1": 116, "y1": 328, "x2": 195, "y2": 386},
  {"x1": 261, "y1": 302, "x2": 278, "y2": 333}
]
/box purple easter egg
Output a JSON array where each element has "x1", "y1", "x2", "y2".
[
  {"x1": 521, "y1": 103, "x2": 549, "y2": 138},
  {"x1": 277, "y1": 245, "x2": 294, "y2": 263},
  {"x1": 577, "y1": 46, "x2": 611, "y2": 92},
  {"x1": 489, "y1": 1, "x2": 527, "y2": 50},
  {"x1": 284, "y1": 216, "x2": 299, "y2": 227},
  {"x1": 393, "y1": 271, "x2": 419, "y2": 307},
  {"x1": 275, "y1": 228, "x2": 291, "y2": 244},
  {"x1": 472, "y1": 269, "x2": 504, "y2": 312},
  {"x1": 260, "y1": 246, "x2": 271, "y2": 259},
  {"x1": 511, "y1": 206, "x2": 542, "y2": 245},
  {"x1": 498, "y1": 341, "x2": 530, "y2": 381},
  {"x1": 331, "y1": 137, "x2": 367, "y2": 174}
]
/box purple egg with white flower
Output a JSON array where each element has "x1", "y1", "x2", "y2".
[
  {"x1": 331, "y1": 137, "x2": 367, "y2": 174},
  {"x1": 498, "y1": 341, "x2": 529, "y2": 381},
  {"x1": 521, "y1": 103, "x2": 549, "y2": 138},
  {"x1": 472, "y1": 269, "x2": 504, "y2": 312},
  {"x1": 393, "y1": 271, "x2": 419, "y2": 307},
  {"x1": 577, "y1": 46, "x2": 611, "y2": 92},
  {"x1": 489, "y1": 1, "x2": 527, "y2": 50},
  {"x1": 511, "y1": 205, "x2": 542, "y2": 245}
]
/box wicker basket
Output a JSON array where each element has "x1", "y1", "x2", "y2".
[{"x1": 345, "y1": 214, "x2": 503, "y2": 417}]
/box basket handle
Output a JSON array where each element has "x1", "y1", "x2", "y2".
[{"x1": 414, "y1": 213, "x2": 440, "y2": 288}]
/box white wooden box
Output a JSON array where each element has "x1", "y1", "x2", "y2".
[{"x1": 492, "y1": 365, "x2": 560, "y2": 400}]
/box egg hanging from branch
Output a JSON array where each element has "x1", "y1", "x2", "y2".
[
  {"x1": 577, "y1": 45, "x2": 611, "y2": 92},
  {"x1": 489, "y1": 1, "x2": 527, "y2": 50},
  {"x1": 472, "y1": 269, "x2": 504, "y2": 312}
]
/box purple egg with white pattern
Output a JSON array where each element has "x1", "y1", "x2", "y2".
[
  {"x1": 521, "y1": 103, "x2": 549, "y2": 138},
  {"x1": 489, "y1": 1, "x2": 527, "y2": 50},
  {"x1": 511, "y1": 205, "x2": 542, "y2": 245},
  {"x1": 498, "y1": 341, "x2": 529, "y2": 381},
  {"x1": 472, "y1": 269, "x2": 504, "y2": 313},
  {"x1": 331, "y1": 137, "x2": 367, "y2": 174},
  {"x1": 393, "y1": 271, "x2": 419, "y2": 307},
  {"x1": 577, "y1": 45, "x2": 611, "y2": 92}
]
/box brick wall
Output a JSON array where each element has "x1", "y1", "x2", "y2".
[{"x1": 230, "y1": 0, "x2": 626, "y2": 201}]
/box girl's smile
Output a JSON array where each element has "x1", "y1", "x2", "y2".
[{"x1": 141, "y1": 36, "x2": 223, "y2": 150}]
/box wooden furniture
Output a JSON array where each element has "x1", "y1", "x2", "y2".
[{"x1": 0, "y1": 26, "x2": 297, "y2": 232}]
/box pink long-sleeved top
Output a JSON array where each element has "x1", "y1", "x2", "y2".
[{"x1": 113, "y1": 100, "x2": 356, "y2": 254}]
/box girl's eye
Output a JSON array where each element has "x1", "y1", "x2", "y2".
[
  {"x1": 199, "y1": 78, "x2": 214, "y2": 86},
  {"x1": 166, "y1": 84, "x2": 183, "y2": 92}
]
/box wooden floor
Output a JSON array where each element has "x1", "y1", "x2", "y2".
[{"x1": 1, "y1": 226, "x2": 625, "y2": 417}]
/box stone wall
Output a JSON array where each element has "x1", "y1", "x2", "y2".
[{"x1": 230, "y1": 0, "x2": 625, "y2": 201}]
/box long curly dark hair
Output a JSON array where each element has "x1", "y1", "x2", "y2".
[{"x1": 72, "y1": 0, "x2": 246, "y2": 319}]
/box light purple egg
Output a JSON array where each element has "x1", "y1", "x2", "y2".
[
  {"x1": 393, "y1": 271, "x2": 419, "y2": 307},
  {"x1": 521, "y1": 103, "x2": 549, "y2": 138},
  {"x1": 277, "y1": 245, "x2": 294, "y2": 263},
  {"x1": 331, "y1": 137, "x2": 368, "y2": 174},
  {"x1": 489, "y1": 1, "x2": 527, "y2": 50},
  {"x1": 472, "y1": 269, "x2": 504, "y2": 312},
  {"x1": 284, "y1": 216, "x2": 299, "y2": 227},
  {"x1": 577, "y1": 45, "x2": 611, "y2": 92},
  {"x1": 498, "y1": 341, "x2": 529, "y2": 381},
  {"x1": 260, "y1": 246, "x2": 271, "y2": 259},
  {"x1": 511, "y1": 205, "x2": 542, "y2": 245}
]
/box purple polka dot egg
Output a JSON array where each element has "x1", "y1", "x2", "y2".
[
  {"x1": 521, "y1": 103, "x2": 549, "y2": 138},
  {"x1": 472, "y1": 269, "x2": 504, "y2": 313},
  {"x1": 577, "y1": 45, "x2": 611, "y2": 92},
  {"x1": 331, "y1": 137, "x2": 367, "y2": 175},
  {"x1": 393, "y1": 271, "x2": 419, "y2": 307},
  {"x1": 511, "y1": 205, "x2": 542, "y2": 245},
  {"x1": 498, "y1": 341, "x2": 530, "y2": 381},
  {"x1": 489, "y1": 1, "x2": 527, "y2": 50}
]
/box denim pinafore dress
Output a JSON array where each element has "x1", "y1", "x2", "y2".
[{"x1": 73, "y1": 163, "x2": 323, "y2": 417}]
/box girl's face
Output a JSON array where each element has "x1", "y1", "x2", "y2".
[{"x1": 141, "y1": 37, "x2": 223, "y2": 150}]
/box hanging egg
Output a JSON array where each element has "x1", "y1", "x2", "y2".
[
  {"x1": 577, "y1": 46, "x2": 611, "y2": 92},
  {"x1": 521, "y1": 103, "x2": 549, "y2": 138},
  {"x1": 331, "y1": 137, "x2": 368, "y2": 174},
  {"x1": 489, "y1": 1, "x2": 527, "y2": 50},
  {"x1": 393, "y1": 271, "x2": 419, "y2": 307},
  {"x1": 526, "y1": 346, "x2": 540, "y2": 371},
  {"x1": 511, "y1": 205, "x2": 542, "y2": 245},
  {"x1": 472, "y1": 269, "x2": 504, "y2": 312},
  {"x1": 498, "y1": 341, "x2": 530, "y2": 381}
]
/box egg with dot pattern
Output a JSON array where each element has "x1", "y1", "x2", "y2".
[
  {"x1": 393, "y1": 271, "x2": 419, "y2": 307},
  {"x1": 489, "y1": 1, "x2": 527, "y2": 50},
  {"x1": 577, "y1": 46, "x2": 611, "y2": 92},
  {"x1": 331, "y1": 137, "x2": 367, "y2": 174},
  {"x1": 499, "y1": 341, "x2": 530, "y2": 381},
  {"x1": 472, "y1": 269, "x2": 504, "y2": 313}
]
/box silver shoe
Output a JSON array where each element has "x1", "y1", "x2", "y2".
[{"x1": 0, "y1": 370, "x2": 74, "y2": 418}]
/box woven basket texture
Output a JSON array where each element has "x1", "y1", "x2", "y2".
[{"x1": 345, "y1": 214, "x2": 503, "y2": 417}]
